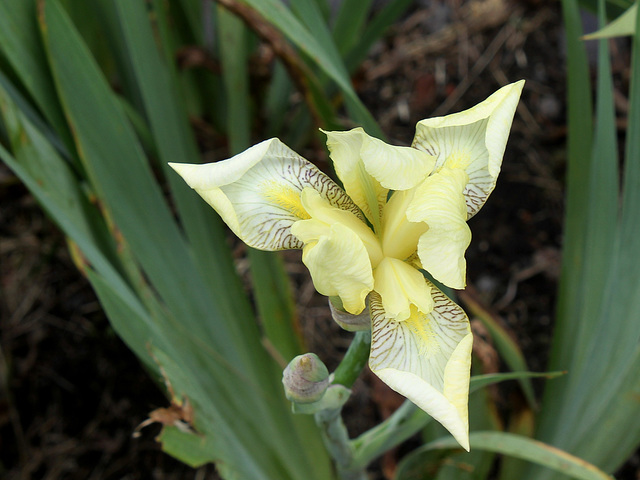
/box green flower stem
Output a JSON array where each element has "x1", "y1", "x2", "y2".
[
  {"x1": 313, "y1": 331, "x2": 370, "y2": 478},
  {"x1": 351, "y1": 400, "x2": 431, "y2": 469},
  {"x1": 315, "y1": 407, "x2": 368, "y2": 480},
  {"x1": 332, "y1": 330, "x2": 371, "y2": 388}
]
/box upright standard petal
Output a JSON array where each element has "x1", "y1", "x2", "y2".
[
  {"x1": 406, "y1": 168, "x2": 471, "y2": 289},
  {"x1": 169, "y1": 138, "x2": 361, "y2": 250},
  {"x1": 368, "y1": 288, "x2": 472, "y2": 451},
  {"x1": 359, "y1": 134, "x2": 435, "y2": 191},
  {"x1": 412, "y1": 80, "x2": 524, "y2": 218},
  {"x1": 323, "y1": 128, "x2": 388, "y2": 227}
]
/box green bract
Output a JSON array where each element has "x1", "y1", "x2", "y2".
[{"x1": 170, "y1": 80, "x2": 524, "y2": 451}]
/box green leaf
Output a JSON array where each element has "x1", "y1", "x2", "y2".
[
  {"x1": 351, "y1": 371, "x2": 562, "y2": 469},
  {"x1": 461, "y1": 291, "x2": 537, "y2": 408},
  {"x1": 107, "y1": 0, "x2": 260, "y2": 358},
  {"x1": 539, "y1": 0, "x2": 595, "y2": 436},
  {"x1": 0, "y1": 0, "x2": 73, "y2": 151},
  {"x1": 583, "y1": 2, "x2": 638, "y2": 38},
  {"x1": 249, "y1": 249, "x2": 304, "y2": 363},
  {"x1": 157, "y1": 427, "x2": 216, "y2": 469},
  {"x1": 236, "y1": 0, "x2": 382, "y2": 137},
  {"x1": 396, "y1": 432, "x2": 613, "y2": 480},
  {"x1": 344, "y1": 0, "x2": 414, "y2": 72},
  {"x1": 332, "y1": 0, "x2": 373, "y2": 55}
]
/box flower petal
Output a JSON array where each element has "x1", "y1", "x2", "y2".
[
  {"x1": 169, "y1": 138, "x2": 362, "y2": 250},
  {"x1": 323, "y1": 128, "x2": 388, "y2": 227},
  {"x1": 368, "y1": 289, "x2": 472, "y2": 451},
  {"x1": 295, "y1": 188, "x2": 383, "y2": 267},
  {"x1": 380, "y1": 189, "x2": 428, "y2": 260},
  {"x1": 373, "y1": 257, "x2": 434, "y2": 321},
  {"x1": 406, "y1": 168, "x2": 471, "y2": 289},
  {"x1": 329, "y1": 297, "x2": 372, "y2": 332},
  {"x1": 359, "y1": 134, "x2": 435, "y2": 191},
  {"x1": 291, "y1": 220, "x2": 374, "y2": 315},
  {"x1": 322, "y1": 128, "x2": 436, "y2": 225},
  {"x1": 412, "y1": 80, "x2": 524, "y2": 218}
]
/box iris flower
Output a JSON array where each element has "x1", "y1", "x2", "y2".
[{"x1": 169, "y1": 81, "x2": 523, "y2": 450}]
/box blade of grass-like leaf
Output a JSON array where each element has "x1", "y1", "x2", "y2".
[
  {"x1": 0, "y1": 84, "x2": 121, "y2": 286},
  {"x1": 217, "y1": 1, "x2": 305, "y2": 365},
  {"x1": 460, "y1": 290, "x2": 536, "y2": 409},
  {"x1": 231, "y1": 0, "x2": 382, "y2": 137},
  {"x1": 216, "y1": 9, "x2": 330, "y2": 475},
  {"x1": 0, "y1": 71, "x2": 70, "y2": 160},
  {"x1": 248, "y1": 248, "x2": 303, "y2": 362},
  {"x1": 538, "y1": 0, "x2": 595, "y2": 440},
  {"x1": 39, "y1": 0, "x2": 237, "y2": 358},
  {"x1": 37, "y1": 5, "x2": 317, "y2": 477},
  {"x1": 569, "y1": 346, "x2": 640, "y2": 472},
  {"x1": 583, "y1": 3, "x2": 638, "y2": 38},
  {"x1": 553, "y1": 0, "x2": 620, "y2": 445},
  {"x1": 0, "y1": 0, "x2": 74, "y2": 152},
  {"x1": 109, "y1": 0, "x2": 264, "y2": 369},
  {"x1": 264, "y1": 60, "x2": 295, "y2": 137},
  {"x1": 0, "y1": 88, "x2": 167, "y2": 372},
  {"x1": 618, "y1": 0, "x2": 640, "y2": 318},
  {"x1": 344, "y1": 0, "x2": 414, "y2": 73},
  {"x1": 397, "y1": 432, "x2": 613, "y2": 480},
  {"x1": 332, "y1": 0, "x2": 373, "y2": 55},
  {"x1": 218, "y1": 4, "x2": 251, "y2": 153},
  {"x1": 559, "y1": 3, "x2": 640, "y2": 468},
  {"x1": 536, "y1": 0, "x2": 622, "y2": 454},
  {"x1": 351, "y1": 371, "x2": 563, "y2": 468},
  {"x1": 157, "y1": 427, "x2": 216, "y2": 468}
]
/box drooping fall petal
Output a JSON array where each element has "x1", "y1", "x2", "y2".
[
  {"x1": 368, "y1": 289, "x2": 472, "y2": 451},
  {"x1": 291, "y1": 192, "x2": 377, "y2": 315},
  {"x1": 292, "y1": 221, "x2": 374, "y2": 315},
  {"x1": 169, "y1": 138, "x2": 361, "y2": 250},
  {"x1": 412, "y1": 80, "x2": 524, "y2": 218}
]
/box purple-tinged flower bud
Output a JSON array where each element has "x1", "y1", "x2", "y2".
[{"x1": 282, "y1": 353, "x2": 330, "y2": 404}]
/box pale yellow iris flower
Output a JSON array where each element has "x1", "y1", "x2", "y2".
[{"x1": 169, "y1": 81, "x2": 524, "y2": 451}]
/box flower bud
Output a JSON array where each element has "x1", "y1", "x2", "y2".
[
  {"x1": 282, "y1": 353, "x2": 330, "y2": 404},
  {"x1": 329, "y1": 296, "x2": 371, "y2": 332}
]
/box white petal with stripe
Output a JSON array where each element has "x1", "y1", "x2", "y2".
[
  {"x1": 412, "y1": 80, "x2": 524, "y2": 218},
  {"x1": 369, "y1": 287, "x2": 472, "y2": 451},
  {"x1": 169, "y1": 138, "x2": 361, "y2": 250}
]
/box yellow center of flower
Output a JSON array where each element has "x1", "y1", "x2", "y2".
[
  {"x1": 402, "y1": 305, "x2": 440, "y2": 357},
  {"x1": 261, "y1": 181, "x2": 311, "y2": 220}
]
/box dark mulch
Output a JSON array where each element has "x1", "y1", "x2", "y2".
[{"x1": 1, "y1": 0, "x2": 637, "y2": 479}]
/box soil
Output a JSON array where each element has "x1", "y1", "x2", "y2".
[{"x1": 1, "y1": 0, "x2": 638, "y2": 479}]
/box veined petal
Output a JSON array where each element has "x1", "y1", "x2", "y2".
[
  {"x1": 369, "y1": 289, "x2": 472, "y2": 451},
  {"x1": 296, "y1": 188, "x2": 383, "y2": 267},
  {"x1": 406, "y1": 168, "x2": 471, "y2": 289},
  {"x1": 323, "y1": 128, "x2": 388, "y2": 227},
  {"x1": 412, "y1": 80, "x2": 524, "y2": 218},
  {"x1": 169, "y1": 138, "x2": 361, "y2": 251},
  {"x1": 373, "y1": 257, "x2": 434, "y2": 321},
  {"x1": 292, "y1": 221, "x2": 374, "y2": 315}
]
